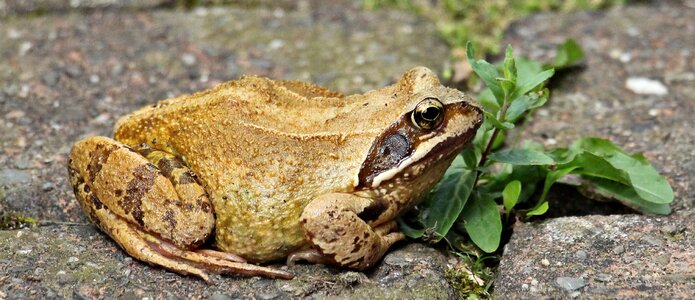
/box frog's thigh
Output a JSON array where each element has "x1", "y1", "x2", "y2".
[
  {"x1": 294, "y1": 193, "x2": 405, "y2": 270},
  {"x1": 68, "y1": 137, "x2": 293, "y2": 280},
  {"x1": 68, "y1": 136, "x2": 214, "y2": 247}
]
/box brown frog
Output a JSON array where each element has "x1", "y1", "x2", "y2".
[{"x1": 67, "y1": 67, "x2": 482, "y2": 280}]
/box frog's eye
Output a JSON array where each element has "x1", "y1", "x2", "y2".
[{"x1": 411, "y1": 97, "x2": 444, "y2": 130}]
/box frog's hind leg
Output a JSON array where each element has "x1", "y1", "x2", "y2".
[{"x1": 68, "y1": 136, "x2": 293, "y2": 280}]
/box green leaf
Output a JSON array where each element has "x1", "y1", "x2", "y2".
[
  {"x1": 513, "y1": 69, "x2": 555, "y2": 99},
  {"x1": 505, "y1": 94, "x2": 533, "y2": 123},
  {"x1": 516, "y1": 57, "x2": 544, "y2": 80},
  {"x1": 584, "y1": 177, "x2": 671, "y2": 215},
  {"x1": 397, "y1": 218, "x2": 425, "y2": 238},
  {"x1": 529, "y1": 88, "x2": 550, "y2": 109},
  {"x1": 467, "y1": 41, "x2": 504, "y2": 102},
  {"x1": 461, "y1": 146, "x2": 481, "y2": 170},
  {"x1": 538, "y1": 167, "x2": 579, "y2": 204},
  {"x1": 526, "y1": 201, "x2": 549, "y2": 217},
  {"x1": 488, "y1": 148, "x2": 555, "y2": 165},
  {"x1": 462, "y1": 193, "x2": 502, "y2": 253},
  {"x1": 501, "y1": 45, "x2": 517, "y2": 98},
  {"x1": 503, "y1": 180, "x2": 521, "y2": 214},
  {"x1": 483, "y1": 111, "x2": 514, "y2": 129},
  {"x1": 503, "y1": 45, "x2": 517, "y2": 83},
  {"x1": 569, "y1": 138, "x2": 674, "y2": 204},
  {"x1": 551, "y1": 39, "x2": 585, "y2": 69},
  {"x1": 420, "y1": 169, "x2": 477, "y2": 242},
  {"x1": 478, "y1": 88, "x2": 500, "y2": 114}
]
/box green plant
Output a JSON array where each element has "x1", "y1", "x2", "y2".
[
  {"x1": 400, "y1": 40, "x2": 674, "y2": 254},
  {"x1": 0, "y1": 212, "x2": 37, "y2": 230}
]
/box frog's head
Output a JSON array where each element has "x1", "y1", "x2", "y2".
[{"x1": 357, "y1": 67, "x2": 483, "y2": 193}]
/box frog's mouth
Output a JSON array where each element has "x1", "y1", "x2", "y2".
[{"x1": 358, "y1": 101, "x2": 482, "y2": 188}]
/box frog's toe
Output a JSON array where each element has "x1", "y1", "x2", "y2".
[
  {"x1": 196, "y1": 249, "x2": 247, "y2": 263},
  {"x1": 286, "y1": 248, "x2": 333, "y2": 266}
]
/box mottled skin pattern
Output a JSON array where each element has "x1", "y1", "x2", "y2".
[{"x1": 67, "y1": 67, "x2": 482, "y2": 280}]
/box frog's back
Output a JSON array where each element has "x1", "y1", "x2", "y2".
[{"x1": 112, "y1": 75, "x2": 414, "y2": 261}]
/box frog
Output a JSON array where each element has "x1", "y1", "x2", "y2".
[{"x1": 67, "y1": 66, "x2": 483, "y2": 281}]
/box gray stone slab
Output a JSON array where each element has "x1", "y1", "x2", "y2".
[
  {"x1": 0, "y1": 0, "x2": 448, "y2": 222},
  {"x1": 496, "y1": 2, "x2": 695, "y2": 298},
  {"x1": 0, "y1": 225, "x2": 456, "y2": 299},
  {"x1": 495, "y1": 213, "x2": 695, "y2": 299}
]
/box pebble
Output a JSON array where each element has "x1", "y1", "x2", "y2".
[
  {"x1": 384, "y1": 253, "x2": 412, "y2": 267},
  {"x1": 42, "y1": 182, "x2": 54, "y2": 191},
  {"x1": 641, "y1": 235, "x2": 664, "y2": 247},
  {"x1": 660, "y1": 224, "x2": 678, "y2": 235},
  {"x1": 612, "y1": 245, "x2": 625, "y2": 255},
  {"x1": 654, "y1": 253, "x2": 671, "y2": 265},
  {"x1": 594, "y1": 273, "x2": 611, "y2": 282},
  {"x1": 541, "y1": 259, "x2": 550, "y2": 266},
  {"x1": 42, "y1": 70, "x2": 60, "y2": 86},
  {"x1": 555, "y1": 277, "x2": 586, "y2": 292},
  {"x1": 89, "y1": 74, "x2": 100, "y2": 83},
  {"x1": 574, "y1": 250, "x2": 588, "y2": 260},
  {"x1": 56, "y1": 270, "x2": 76, "y2": 285},
  {"x1": 379, "y1": 270, "x2": 404, "y2": 284},
  {"x1": 625, "y1": 77, "x2": 668, "y2": 95},
  {"x1": 65, "y1": 65, "x2": 83, "y2": 78},
  {"x1": 181, "y1": 53, "x2": 197, "y2": 66}
]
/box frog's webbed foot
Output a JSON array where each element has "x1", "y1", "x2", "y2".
[
  {"x1": 92, "y1": 199, "x2": 292, "y2": 281},
  {"x1": 68, "y1": 136, "x2": 293, "y2": 281},
  {"x1": 293, "y1": 193, "x2": 406, "y2": 270}
]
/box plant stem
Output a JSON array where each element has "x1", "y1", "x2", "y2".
[{"x1": 479, "y1": 98, "x2": 510, "y2": 169}]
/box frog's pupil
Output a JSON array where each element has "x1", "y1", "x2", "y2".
[{"x1": 421, "y1": 106, "x2": 440, "y2": 121}]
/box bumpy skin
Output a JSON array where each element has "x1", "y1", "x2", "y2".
[{"x1": 67, "y1": 67, "x2": 483, "y2": 280}]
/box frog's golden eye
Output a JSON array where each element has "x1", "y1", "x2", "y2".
[{"x1": 411, "y1": 97, "x2": 444, "y2": 130}]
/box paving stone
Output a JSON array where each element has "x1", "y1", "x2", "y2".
[{"x1": 496, "y1": 2, "x2": 695, "y2": 298}]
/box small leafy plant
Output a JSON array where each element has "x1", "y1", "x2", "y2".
[{"x1": 400, "y1": 40, "x2": 674, "y2": 254}]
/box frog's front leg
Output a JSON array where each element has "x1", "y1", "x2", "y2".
[
  {"x1": 68, "y1": 136, "x2": 292, "y2": 280},
  {"x1": 289, "y1": 193, "x2": 405, "y2": 270}
]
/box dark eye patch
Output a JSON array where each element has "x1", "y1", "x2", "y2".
[
  {"x1": 378, "y1": 133, "x2": 410, "y2": 168},
  {"x1": 358, "y1": 130, "x2": 413, "y2": 185}
]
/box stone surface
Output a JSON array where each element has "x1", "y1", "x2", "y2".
[
  {"x1": 0, "y1": 0, "x2": 454, "y2": 297},
  {"x1": 496, "y1": 2, "x2": 695, "y2": 298},
  {"x1": 0, "y1": 225, "x2": 456, "y2": 299},
  {"x1": 0, "y1": 0, "x2": 448, "y2": 222},
  {"x1": 495, "y1": 213, "x2": 694, "y2": 299}
]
